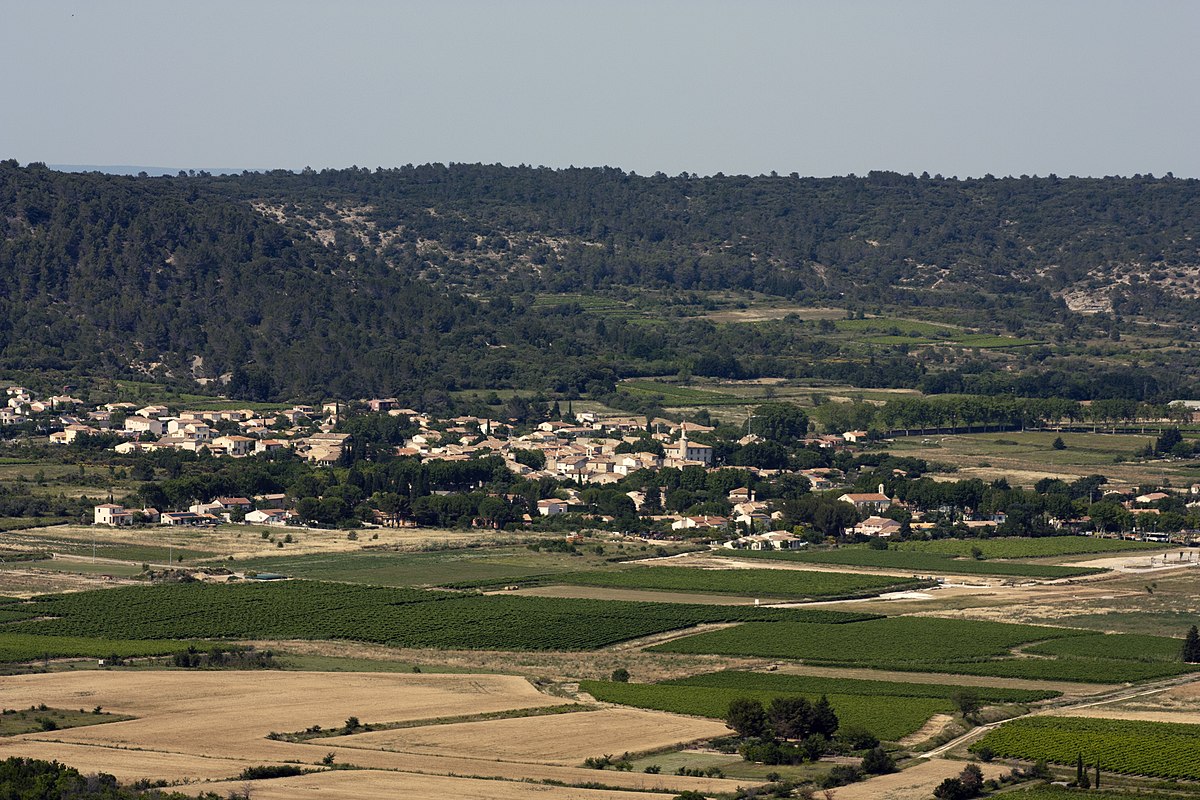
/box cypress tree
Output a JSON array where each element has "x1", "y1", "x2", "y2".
[
  {"x1": 1184, "y1": 625, "x2": 1200, "y2": 663},
  {"x1": 1094, "y1": 763, "x2": 1100, "y2": 788},
  {"x1": 1076, "y1": 753, "x2": 1084, "y2": 786}
]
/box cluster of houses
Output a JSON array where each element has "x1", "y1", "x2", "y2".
[{"x1": 95, "y1": 496, "x2": 296, "y2": 528}]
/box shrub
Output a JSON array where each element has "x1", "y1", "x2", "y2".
[
  {"x1": 819, "y1": 764, "x2": 862, "y2": 788},
  {"x1": 611, "y1": 667, "x2": 630, "y2": 683},
  {"x1": 861, "y1": 745, "x2": 895, "y2": 774},
  {"x1": 237, "y1": 765, "x2": 306, "y2": 780}
]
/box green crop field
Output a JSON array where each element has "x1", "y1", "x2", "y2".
[
  {"x1": 1025, "y1": 633, "x2": 1185, "y2": 663},
  {"x1": 895, "y1": 536, "x2": 1166, "y2": 559},
  {"x1": 1, "y1": 581, "x2": 876, "y2": 657},
  {"x1": 618, "y1": 380, "x2": 744, "y2": 406},
  {"x1": 661, "y1": 671, "x2": 1058, "y2": 703},
  {"x1": 1005, "y1": 789, "x2": 1200, "y2": 800},
  {"x1": 878, "y1": 657, "x2": 1198, "y2": 683},
  {"x1": 651, "y1": 617, "x2": 1080, "y2": 662},
  {"x1": 580, "y1": 681, "x2": 949, "y2": 742},
  {"x1": 728, "y1": 548, "x2": 1102, "y2": 578},
  {"x1": 0, "y1": 633, "x2": 184, "y2": 663},
  {"x1": 236, "y1": 544, "x2": 647, "y2": 587},
  {"x1": 532, "y1": 566, "x2": 929, "y2": 599},
  {"x1": 972, "y1": 716, "x2": 1200, "y2": 780},
  {"x1": 649, "y1": 616, "x2": 1200, "y2": 683}
]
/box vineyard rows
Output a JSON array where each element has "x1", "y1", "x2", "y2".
[
  {"x1": 542, "y1": 566, "x2": 929, "y2": 598},
  {"x1": 1026, "y1": 632, "x2": 1184, "y2": 663},
  {"x1": 972, "y1": 716, "x2": 1200, "y2": 780},
  {"x1": 651, "y1": 617, "x2": 1084, "y2": 662},
  {"x1": 731, "y1": 549, "x2": 1100, "y2": 578},
  {"x1": 2, "y1": 581, "x2": 876, "y2": 657},
  {"x1": 662, "y1": 670, "x2": 1059, "y2": 702},
  {"x1": 897, "y1": 536, "x2": 1166, "y2": 559},
  {"x1": 651, "y1": 618, "x2": 1200, "y2": 683}
]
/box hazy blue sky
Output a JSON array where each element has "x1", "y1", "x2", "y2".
[{"x1": 3, "y1": 1, "x2": 1197, "y2": 177}]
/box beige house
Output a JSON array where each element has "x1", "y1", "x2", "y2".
[{"x1": 838, "y1": 484, "x2": 892, "y2": 513}]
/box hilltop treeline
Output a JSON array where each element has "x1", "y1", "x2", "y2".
[{"x1": 3, "y1": 161, "x2": 1200, "y2": 401}]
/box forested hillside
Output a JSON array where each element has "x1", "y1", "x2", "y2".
[{"x1": 2, "y1": 160, "x2": 1200, "y2": 403}]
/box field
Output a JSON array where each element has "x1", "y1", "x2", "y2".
[
  {"x1": 649, "y1": 616, "x2": 1200, "y2": 682},
  {"x1": 0, "y1": 706, "x2": 132, "y2": 735},
  {"x1": 833, "y1": 318, "x2": 1038, "y2": 348},
  {"x1": 0, "y1": 670, "x2": 744, "y2": 797},
  {"x1": 727, "y1": 548, "x2": 1103, "y2": 578},
  {"x1": 509, "y1": 565, "x2": 930, "y2": 599},
  {"x1": 650, "y1": 617, "x2": 1081, "y2": 663},
  {"x1": 659, "y1": 670, "x2": 1059, "y2": 702},
  {"x1": 0, "y1": 633, "x2": 187, "y2": 663},
  {"x1": 581, "y1": 680, "x2": 949, "y2": 741},
  {"x1": 3, "y1": 580, "x2": 877, "y2": 655},
  {"x1": 886, "y1": 430, "x2": 1200, "y2": 488},
  {"x1": 617, "y1": 379, "x2": 744, "y2": 406},
  {"x1": 325, "y1": 707, "x2": 726, "y2": 766},
  {"x1": 971, "y1": 716, "x2": 1200, "y2": 780},
  {"x1": 894, "y1": 536, "x2": 1166, "y2": 559},
  {"x1": 1025, "y1": 633, "x2": 1185, "y2": 663}
]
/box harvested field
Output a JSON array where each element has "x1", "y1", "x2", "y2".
[
  {"x1": 0, "y1": 671, "x2": 749, "y2": 796},
  {"x1": 329, "y1": 707, "x2": 727, "y2": 765},
  {"x1": 830, "y1": 758, "x2": 1008, "y2": 800},
  {"x1": 0, "y1": 671, "x2": 557, "y2": 764},
  {"x1": 178, "y1": 769, "x2": 655, "y2": 800}
]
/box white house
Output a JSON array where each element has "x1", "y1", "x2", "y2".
[
  {"x1": 536, "y1": 499, "x2": 569, "y2": 516},
  {"x1": 124, "y1": 416, "x2": 164, "y2": 437},
  {"x1": 245, "y1": 508, "x2": 288, "y2": 525}
]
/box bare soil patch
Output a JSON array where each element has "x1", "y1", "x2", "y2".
[{"x1": 897, "y1": 713, "x2": 955, "y2": 746}]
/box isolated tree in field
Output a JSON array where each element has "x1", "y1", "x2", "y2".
[
  {"x1": 610, "y1": 667, "x2": 630, "y2": 683},
  {"x1": 1184, "y1": 625, "x2": 1200, "y2": 663},
  {"x1": 1075, "y1": 753, "x2": 1088, "y2": 787},
  {"x1": 1052, "y1": 436, "x2": 1066, "y2": 450},
  {"x1": 950, "y1": 689, "x2": 982, "y2": 720},
  {"x1": 726, "y1": 698, "x2": 768, "y2": 738}
]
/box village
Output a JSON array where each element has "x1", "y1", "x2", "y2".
[{"x1": 5, "y1": 385, "x2": 1197, "y2": 549}]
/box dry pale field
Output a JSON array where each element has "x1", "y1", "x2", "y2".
[
  {"x1": 327, "y1": 707, "x2": 727, "y2": 765},
  {"x1": 249, "y1": 637, "x2": 764, "y2": 683},
  {"x1": 0, "y1": 671, "x2": 748, "y2": 796},
  {"x1": 179, "y1": 769, "x2": 657, "y2": 800},
  {"x1": 830, "y1": 758, "x2": 1008, "y2": 800},
  {"x1": 4, "y1": 523, "x2": 492, "y2": 563}
]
